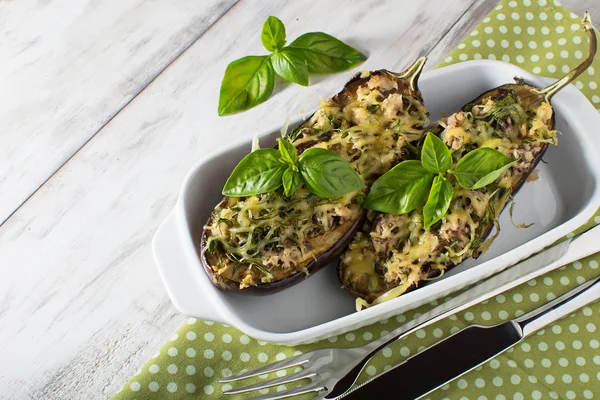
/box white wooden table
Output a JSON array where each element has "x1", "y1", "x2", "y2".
[{"x1": 0, "y1": 0, "x2": 597, "y2": 398}]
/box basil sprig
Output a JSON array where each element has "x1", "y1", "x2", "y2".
[
  {"x1": 364, "y1": 132, "x2": 518, "y2": 227},
  {"x1": 218, "y1": 16, "x2": 366, "y2": 116},
  {"x1": 223, "y1": 138, "x2": 364, "y2": 198}
]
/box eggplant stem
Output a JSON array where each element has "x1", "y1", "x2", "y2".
[
  {"x1": 535, "y1": 12, "x2": 597, "y2": 101},
  {"x1": 393, "y1": 56, "x2": 427, "y2": 90}
]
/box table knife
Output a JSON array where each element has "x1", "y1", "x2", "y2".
[{"x1": 339, "y1": 274, "x2": 600, "y2": 399}]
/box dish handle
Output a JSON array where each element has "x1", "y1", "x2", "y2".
[{"x1": 152, "y1": 209, "x2": 226, "y2": 324}]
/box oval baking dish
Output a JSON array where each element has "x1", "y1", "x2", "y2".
[{"x1": 153, "y1": 60, "x2": 600, "y2": 345}]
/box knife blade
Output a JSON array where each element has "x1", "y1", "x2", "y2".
[
  {"x1": 338, "y1": 274, "x2": 600, "y2": 400},
  {"x1": 342, "y1": 322, "x2": 519, "y2": 400}
]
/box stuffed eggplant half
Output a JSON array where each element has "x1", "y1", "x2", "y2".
[
  {"x1": 339, "y1": 14, "x2": 597, "y2": 309},
  {"x1": 201, "y1": 58, "x2": 432, "y2": 293}
]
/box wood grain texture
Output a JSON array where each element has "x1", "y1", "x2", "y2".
[
  {"x1": 562, "y1": 0, "x2": 600, "y2": 18},
  {"x1": 0, "y1": 0, "x2": 238, "y2": 225},
  {"x1": 2, "y1": 0, "x2": 596, "y2": 398}
]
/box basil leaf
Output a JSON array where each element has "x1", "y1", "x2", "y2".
[
  {"x1": 423, "y1": 175, "x2": 453, "y2": 227},
  {"x1": 363, "y1": 160, "x2": 433, "y2": 215},
  {"x1": 271, "y1": 48, "x2": 309, "y2": 86},
  {"x1": 469, "y1": 159, "x2": 518, "y2": 189},
  {"x1": 287, "y1": 32, "x2": 366, "y2": 73},
  {"x1": 453, "y1": 147, "x2": 517, "y2": 189},
  {"x1": 298, "y1": 148, "x2": 364, "y2": 198},
  {"x1": 278, "y1": 138, "x2": 298, "y2": 166},
  {"x1": 222, "y1": 148, "x2": 286, "y2": 196},
  {"x1": 282, "y1": 167, "x2": 301, "y2": 197},
  {"x1": 261, "y1": 16, "x2": 286, "y2": 52},
  {"x1": 218, "y1": 56, "x2": 275, "y2": 116},
  {"x1": 421, "y1": 132, "x2": 452, "y2": 174}
]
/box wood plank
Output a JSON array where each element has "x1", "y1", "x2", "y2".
[
  {"x1": 562, "y1": 0, "x2": 600, "y2": 18},
  {"x1": 0, "y1": 0, "x2": 238, "y2": 225},
  {"x1": 426, "y1": 0, "x2": 500, "y2": 69},
  {"x1": 9, "y1": 0, "x2": 588, "y2": 397}
]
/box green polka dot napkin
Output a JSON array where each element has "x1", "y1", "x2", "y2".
[{"x1": 113, "y1": 0, "x2": 600, "y2": 398}]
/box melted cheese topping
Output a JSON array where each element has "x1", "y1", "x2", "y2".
[
  {"x1": 341, "y1": 89, "x2": 557, "y2": 308},
  {"x1": 205, "y1": 72, "x2": 429, "y2": 287}
]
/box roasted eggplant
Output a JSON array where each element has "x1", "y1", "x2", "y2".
[
  {"x1": 339, "y1": 14, "x2": 597, "y2": 308},
  {"x1": 201, "y1": 57, "x2": 434, "y2": 293}
]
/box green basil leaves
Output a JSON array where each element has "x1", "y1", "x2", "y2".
[
  {"x1": 423, "y1": 175, "x2": 453, "y2": 228},
  {"x1": 222, "y1": 148, "x2": 286, "y2": 196},
  {"x1": 282, "y1": 167, "x2": 301, "y2": 197},
  {"x1": 218, "y1": 56, "x2": 275, "y2": 116},
  {"x1": 421, "y1": 132, "x2": 451, "y2": 173},
  {"x1": 261, "y1": 16, "x2": 286, "y2": 52},
  {"x1": 277, "y1": 137, "x2": 298, "y2": 166},
  {"x1": 364, "y1": 132, "x2": 518, "y2": 227},
  {"x1": 453, "y1": 147, "x2": 517, "y2": 189},
  {"x1": 363, "y1": 161, "x2": 432, "y2": 215},
  {"x1": 287, "y1": 32, "x2": 368, "y2": 73},
  {"x1": 218, "y1": 16, "x2": 366, "y2": 116},
  {"x1": 271, "y1": 48, "x2": 309, "y2": 87},
  {"x1": 299, "y1": 148, "x2": 365, "y2": 198},
  {"x1": 223, "y1": 139, "x2": 364, "y2": 198}
]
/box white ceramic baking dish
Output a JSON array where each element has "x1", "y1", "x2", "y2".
[{"x1": 153, "y1": 60, "x2": 600, "y2": 345}]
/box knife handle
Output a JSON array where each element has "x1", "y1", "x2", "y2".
[{"x1": 516, "y1": 275, "x2": 600, "y2": 337}]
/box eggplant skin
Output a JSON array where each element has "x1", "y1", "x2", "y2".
[{"x1": 201, "y1": 209, "x2": 366, "y2": 295}]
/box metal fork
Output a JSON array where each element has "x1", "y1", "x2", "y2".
[{"x1": 219, "y1": 224, "x2": 600, "y2": 400}]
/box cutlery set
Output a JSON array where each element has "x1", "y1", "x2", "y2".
[{"x1": 221, "y1": 224, "x2": 600, "y2": 399}]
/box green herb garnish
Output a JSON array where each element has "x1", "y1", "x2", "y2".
[
  {"x1": 423, "y1": 175, "x2": 453, "y2": 227},
  {"x1": 364, "y1": 132, "x2": 518, "y2": 227},
  {"x1": 261, "y1": 16, "x2": 286, "y2": 52},
  {"x1": 282, "y1": 167, "x2": 301, "y2": 197},
  {"x1": 298, "y1": 148, "x2": 365, "y2": 198},
  {"x1": 362, "y1": 160, "x2": 433, "y2": 215},
  {"x1": 421, "y1": 131, "x2": 452, "y2": 174},
  {"x1": 223, "y1": 138, "x2": 364, "y2": 198},
  {"x1": 453, "y1": 147, "x2": 517, "y2": 189},
  {"x1": 221, "y1": 148, "x2": 287, "y2": 196},
  {"x1": 218, "y1": 16, "x2": 366, "y2": 116}
]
